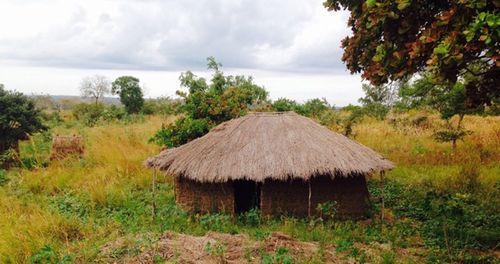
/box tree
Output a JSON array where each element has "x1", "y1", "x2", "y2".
[
  {"x1": 0, "y1": 85, "x2": 47, "y2": 167},
  {"x1": 111, "y1": 76, "x2": 144, "y2": 114},
  {"x1": 358, "y1": 83, "x2": 395, "y2": 119},
  {"x1": 150, "y1": 57, "x2": 269, "y2": 148},
  {"x1": 399, "y1": 73, "x2": 476, "y2": 149},
  {"x1": 273, "y1": 98, "x2": 300, "y2": 112},
  {"x1": 80, "y1": 75, "x2": 110, "y2": 105},
  {"x1": 324, "y1": 0, "x2": 499, "y2": 109},
  {"x1": 301, "y1": 98, "x2": 333, "y2": 118}
]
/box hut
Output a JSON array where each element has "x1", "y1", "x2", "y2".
[
  {"x1": 49, "y1": 135, "x2": 84, "y2": 161},
  {"x1": 145, "y1": 112, "x2": 393, "y2": 218}
]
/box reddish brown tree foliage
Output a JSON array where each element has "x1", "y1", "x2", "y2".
[{"x1": 324, "y1": 0, "x2": 499, "y2": 106}]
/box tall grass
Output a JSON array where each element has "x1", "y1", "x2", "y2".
[{"x1": 0, "y1": 113, "x2": 498, "y2": 263}]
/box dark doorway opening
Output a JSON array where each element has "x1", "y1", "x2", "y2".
[{"x1": 234, "y1": 180, "x2": 261, "y2": 214}]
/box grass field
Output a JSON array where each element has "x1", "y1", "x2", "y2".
[{"x1": 1, "y1": 112, "x2": 499, "y2": 263}]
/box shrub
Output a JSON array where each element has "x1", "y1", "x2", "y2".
[
  {"x1": 0, "y1": 86, "x2": 47, "y2": 168},
  {"x1": 238, "y1": 208, "x2": 261, "y2": 227},
  {"x1": 316, "y1": 201, "x2": 338, "y2": 221},
  {"x1": 149, "y1": 118, "x2": 210, "y2": 148},
  {"x1": 372, "y1": 180, "x2": 500, "y2": 251},
  {"x1": 72, "y1": 103, "x2": 105, "y2": 126},
  {"x1": 433, "y1": 129, "x2": 471, "y2": 149},
  {"x1": 150, "y1": 57, "x2": 268, "y2": 148}
]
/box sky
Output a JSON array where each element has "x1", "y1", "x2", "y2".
[{"x1": 0, "y1": 0, "x2": 366, "y2": 106}]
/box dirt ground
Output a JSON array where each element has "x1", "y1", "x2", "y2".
[{"x1": 100, "y1": 231, "x2": 350, "y2": 263}]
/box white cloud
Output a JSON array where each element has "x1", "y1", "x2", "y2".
[{"x1": 0, "y1": 0, "x2": 365, "y2": 105}]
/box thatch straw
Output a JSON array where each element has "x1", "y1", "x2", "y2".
[
  {"x1": 145, "y1": 112, "x2": 394, "y2": 182},
  {"x1": 49, "y1": 134, "x2": 84, "y2": 160}
]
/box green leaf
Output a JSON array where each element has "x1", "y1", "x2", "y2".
[
  {"x1": 486, "y1": 14, "x2": 496, "y2": 27},
  {"x1": 478, "y1": 12, "x2": 486, "y2": 21},
  {"x1": 372, "y1": 44, "x2": 387, "y2": 62},
  {"x1": 433, "y1": 43, "x2": 449, "y2": 56},
  {"x1": 397, "y1": 0, "x2": 411, "y2": 10},
  {"x1": 485, "y1": 36, "x2": 492, "y2": 44},
  {"x1": 366, "y1": 0, "x2": 377, "y2": 8}
]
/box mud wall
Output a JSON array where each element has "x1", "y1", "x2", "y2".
[
  {"x1": 175, "y1": 177, "x2": 234, "y2": 214},
  {"x1": 261, "y1": 175, "x2": 369, "y2": 219},
  {"x1": 311, "y1": 175, "x2": 369, "y2": 219}
]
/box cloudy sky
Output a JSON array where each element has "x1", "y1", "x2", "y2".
[{"x1": 0, "y1": 0, "x2": 365, "y2": 106}]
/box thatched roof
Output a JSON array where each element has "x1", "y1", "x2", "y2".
[{"x1": 145, "y1": 112, "x2": 394, "y2": 183}]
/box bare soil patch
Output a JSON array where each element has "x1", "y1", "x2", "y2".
[{"x1": 100, "y1": 231, "x2": 345, "y2": 263}]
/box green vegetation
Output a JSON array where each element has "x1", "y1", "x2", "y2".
[
  {"x1": 0, "y1": 107, "x2": 497, "y2": 262},
  {"x1": 111, "y1": 76, "x2": 145, "y2": 114},
  {"x1": 0, "y1": 84, "x2": 47, "y2": 168},
  {"x1": 149, "y1": 57, "x2": 268, "y2": 147},
  {"x1": 324, "y1": 0, "x2": 499, "y2": 108},
  {"x1": 1, "y1": 0, "x2": 498, "y2": 261}
]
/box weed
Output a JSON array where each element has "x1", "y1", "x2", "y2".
[
  {"x1": 335, "y1": 239, "x2": 354, "y2": 253},
  {"x1": 262, "y1": 247, "x2": 295, "y2": 264},
  {"x1": 0, "y1": 169, "x2": 8, "y2": 186},
  {"x1": 29, "y1": 245, "x2": 72, "y2": 264},
  {"x1": 380, "y1": 250, "x2": 396, "y2": 264},
  {"x1": 205, "y1": 241, "x2": 227, "y2": 263}
]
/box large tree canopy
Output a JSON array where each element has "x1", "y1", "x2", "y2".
[
  {"x1": 111, "y1": 76, "x2": 144, "y2": 114},
  {"x1": 324, "y1": 0, "x2": 499, "y2": 108},
  {"x1": 150, "y1": 57, "x2": 269, "y2": 148}
]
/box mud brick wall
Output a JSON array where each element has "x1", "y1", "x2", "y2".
[
  {"x1": 261, "y1": 179, "x2": 309, "y2": 217},
  {"x1": 175, "y1": 177, "x2": 234, "y2": 214},
  {"x1": 311, "y1": 175, "x2": 369, "y2": 219},
  {"x1": 261, "y1": 175, "x2": 369, "y2": 219}
]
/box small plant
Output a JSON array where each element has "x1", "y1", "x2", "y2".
[
  {"x1": 204, "y1": 241, "x2": 227, "y2": 262},
  {"x1": 381, "y1": 250, "x2": 396, "y2": 264},
  {"x1": 152, "y1": 254, "x2": 165, "y2": 263},
  {"x1": 29, "y1": 245, "x2": 72, "y2": 264},
  {"x1": 433, "y1": 129, "x2": 471, "y2": 149},
  {"x1": 0, "y1": 169, "x2": 8, "y2": 186},
  {"x1": 198, "y1": 213, "x2": 233, "y2": 232},
  {"x1": 316, "y1": 201, "x2": 338, "y2": 221},
  {"x1": 262, "y1": 247, "x2": 295, "y2": 264},
  {"x1": 335, "y1": 239, "x2": 354, "y2": 253},
  {"x1": 239, "y1": 208, "x2": 261, "y2": 227}
]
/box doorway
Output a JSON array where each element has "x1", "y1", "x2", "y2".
[{"x1": 234, "y1": 180, "x2": 261, "y2": 214}]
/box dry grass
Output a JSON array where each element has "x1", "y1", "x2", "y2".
[
  {"x1": 0, "y1": 112, "x2": 498, "y2": 263},
  {"x1": 18, "y1": 115, "x2": 173, "y2": 206},
  {"x1": 0, "y1": 115, "x2": 174, "y2": 262},
  {"x1": 0, "y1": 189, "x2": 87, "y2": 263},
  {"x1": 355, "y1": 114, "x2": 500, "y2": 167}
]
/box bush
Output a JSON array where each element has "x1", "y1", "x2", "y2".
[
  {"x1": 238, "y1": 208, "x2": 261, "y2": 227},
  {"x1": 72, "y1": 103, "x2": 105, "y2": 126},
  {"x1": 142, "y1": 97, "x2": 182, "y2": 116},
  {"x1": 371, "y1": 179, "x2": 500, "y2": 251},
  {"x1": 101, "y1": 105, "x2": 126, "y2": 121},
  {"x1": 149, "y1": 118, "x2": 210, "y2": 148}
]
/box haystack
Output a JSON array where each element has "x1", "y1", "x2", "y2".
[
  {"x1": 146, "y1": 112, "x2": 394, "y2": 218},
  {"x1": 49, "y1": 134, "x2": 84, "y2": 160}
]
